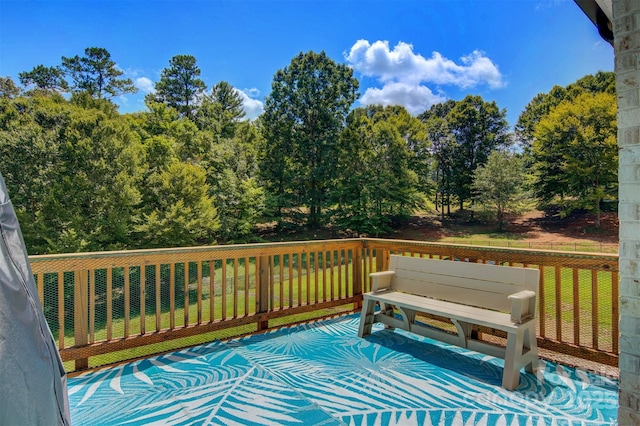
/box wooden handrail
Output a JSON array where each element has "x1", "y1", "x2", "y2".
[{"x1": 30, "y1": 238, "x2": 619, "y2": 371}]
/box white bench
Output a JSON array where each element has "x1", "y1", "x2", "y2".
[{"x1": 358, "y1": 255, "x2": 540, "y2": 390}]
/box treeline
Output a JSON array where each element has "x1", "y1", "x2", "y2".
[{"x1": 0, "y1": 48, "x2": 618, "y2": 254}]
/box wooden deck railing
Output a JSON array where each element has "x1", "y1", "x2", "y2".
[{"x1": 29, "y1": 238, "x2": 619, "y2": 372}]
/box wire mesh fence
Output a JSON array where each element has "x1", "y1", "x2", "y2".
[{"x1": 34, "y1": 238, "x2": 619, "y2": 372}]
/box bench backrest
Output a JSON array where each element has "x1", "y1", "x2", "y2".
[{"x1": 387, "y1": 255, "x2": 539, "y2": 313}]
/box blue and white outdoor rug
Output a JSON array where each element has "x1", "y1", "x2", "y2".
[{"x1": 68, "y1": 315, "x2": 618, "y2": 425}]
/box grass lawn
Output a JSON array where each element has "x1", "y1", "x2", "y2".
[{"x1": 61, "y1": 260, "x2": 358, "y2": 371}]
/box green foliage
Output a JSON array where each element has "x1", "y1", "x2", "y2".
[
  {"x1": 533, "y1": 92, "x2": 617, "y2": 227},
  {"x1": 369, "y1": 105, "x2": 431, "y2": 194},
  {"x1": 515, "y1": 71, "x2": 615, "y2": 148},
  {"x1": 69, "y1": 92, "x2": 120, "y2": 116},
  {"x1": 135, "y1": 162, "x2": 220, "y2": 248},
  {"x1": 0, "y1": 95, "x2": 143, "y2": 253},
  {"x1": 143, "y1": 135, "x2": 176, "y2": 172},
  {"x1": 140, "y1": 100, "x2": 181, "y2": 135},
  {"x1": 18, "y1": 65, "x2": 69, "y2": 93},
  {"x1": 214, "y1": 170, "x2": 266, "y2": 243},
  {"x1": 0, "y1": 76, "x2": 21, "y2": 98},
  {"x1": 138, "y1": 77, "x2": 265, "y2": 244},
  {"x1": 62, "y1": 47, "x2": 137, "y2": 99},
  {"x1": 472, "y1": 151, "x2": 532, "y2": 230},
  {"x1": 421, "y1": 100, "x2": 457, "y2": 216},
  {"x1": 150, "y1": 55, "x2": 206, "y2": 120},
  {"x1": 201, "y1": 120, "x2": 266, "y2": 242},
  {"x1": 261, "y1": 50, "x2": 359, "y2": 227},
  {"x1": 0, "y1": 83, "x2": 262, "y2": 252},
  {"x1": 420, "y1": 96, "x2": 509, "y2": 214},
  {"x1": 331, "y1": 106, "x2": 425, "y2": 235},
  {"x1": 0, "y1": 55, "x2": 620, "y2": 254},
  {"x1": 447, "y1": 95, "x2": 510, "y2": 208},
  {"x1": 196, "y1": 81, "x2": 246, "y2": 137}
]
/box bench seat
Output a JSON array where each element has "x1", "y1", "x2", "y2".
[
  {"x1": 357, "y1": 255, "x2": 540, "y2": 390},
  {"x1": 364, "y1": 290, "x2": 524, "y2": 333}
]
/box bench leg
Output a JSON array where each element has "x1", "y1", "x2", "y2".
[
  {"x1": 382, "y1": 303, "x2": 395, "y2": 329},
  {"x1": 503, "y1": 329, "x2": 524, "y2": 390},
  {"x1": 524, "y1": 322, "x2": 539, "y2": 374},
  {"x1": 503, "y1": 322, "x2": 539, "y2": 389},
  {"x1": 452, "y1": 320, "x2": 473, "y2": 348},
  {"x1": 397, "y1": 306, "x2": 416, "y2": 331},
  {"x1": 358, "y1": 298, "x2": 376, "y2": 337}
]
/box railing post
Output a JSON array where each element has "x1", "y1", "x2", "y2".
[
  {"x1": 376, "y1": 249, "x2": 389, "y2": 272},
  {"x1": 353, "y1": 247, "x2": 363, "y2": 310},
  {"x1": 74, "y1": 270, "x2": 89, "y2": 370},
  {"x1": 257, "y1": 255, "x2": 270, "y2": 331}
]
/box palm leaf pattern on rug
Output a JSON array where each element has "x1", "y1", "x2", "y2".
[{"x1": 68, "y1": 315, "x2": 618, "y2": 425}]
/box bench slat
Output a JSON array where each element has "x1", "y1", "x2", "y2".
[
  {"x1": 366, "y1": 291, "x2": 523, "y2": 332},
  {"x1": 393, "y1": 270, "x2": 521, "y2": 313},
  {"x1": 390, "y1": 257, "x2": 538, "y2": 312},
  {"x1": 394, "y1": 267, "x2": 532, "y2": 293}
]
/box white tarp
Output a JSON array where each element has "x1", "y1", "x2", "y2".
[{"x1": 0, "y1": 172, "x2": 71, "y2": 425}]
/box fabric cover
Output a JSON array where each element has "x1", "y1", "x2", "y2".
[{"x1": 0, "y1": 172, "x2": 70, "y2": 425}]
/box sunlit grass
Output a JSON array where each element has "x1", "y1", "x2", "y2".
[
  {"x1": 438, "y1": 236, "x2": 617, "y2": 253},
  {"x1": 61, "y1": 260, "x2": 358, "y2": 370}
]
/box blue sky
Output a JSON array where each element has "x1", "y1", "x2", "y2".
[{"x1": 0, "y1": 0, "x2": 613, "y2": 127}]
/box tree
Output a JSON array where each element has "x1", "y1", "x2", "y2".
[
  {"x1": 420, "y1": 100, "x2": 457, "y2": 217},
  {"x1": 62, "y1": 47, "x2": 136, "y2": 99},
  {"x1": 332, "y1": 107, "x2": 423, "y2": 234},
  {"x1": 196, "y1": 81, "x2": 244, "y2": 137},
  {"x1": 261, "y1": 50, "x2": 359, "y2": 227},
  {"x1": 212, "y1": 168, "x2": 265, "y2": 243},
  {"x1": 515, "y1": 71, "x2": 615, "y2": 148},
  {"x1": 533, "y1": 92, "x2": 617, "y2": 227},
  {"x1": 0, "y1": 95, "x2": 143, "y2": 253},
  {"x1": 196, "y1": 81, "x2": 245, "y2": 137},
  {"x1": 18, "y1": 65, "x2": 69, "y2": 92},
  {"x1": 472, "y1": 151, "x2": 531, "y2": 230},
  {"x1": 151, "y1": 54, "x2": 206, "y2": 120},
  {"x1": 200, "y1": 120, "x2": 266, "y2": 243},
  {"x1": 134, "y1": 91, "x2": 264, "y2": 244},
  {"x1": 368, "y1": 105, "x2": 430, "y2": 195},
  {"x1": 0, "y1": 97, "x2": 61, "y2": 251},
  {"x1": 0, "y1": 76, "x2": 22, "y2": 98},
  {"x1": 135, "y1": 162, "x2": 219, "y2": 248},
  {"x1": 448, "y1": 95, "x2": 510, "y2": 209}
]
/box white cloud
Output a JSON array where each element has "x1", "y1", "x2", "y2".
[
  {"x1": 345, "y1": 39, "x2": 505, "y2": 114},
  {"x1": 135, "y1": 77, "x2": 155, "y2": 94},
  {"x1": 346, "y1": 39, "x2": 504, "y2": 89},
  {"x1": 243, "y1": 87, "x2": 260, "y2": 97},
  {"x1": 459, "y1": 51, "x2": 505, "y2": 89},
  {"x1": 236, "y1": 88, "x2": 263, "y2": 120},
  {"x1": 360, "y1": 82, "x2": 446, "y2": 115}
]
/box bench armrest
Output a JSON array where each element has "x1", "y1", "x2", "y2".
[
  {"x1": 370, "y1": 270, "x2": 395, "y2": 293},
  {"x1": 508, "y1": 290, "x2": 536, "y2": 324}
]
